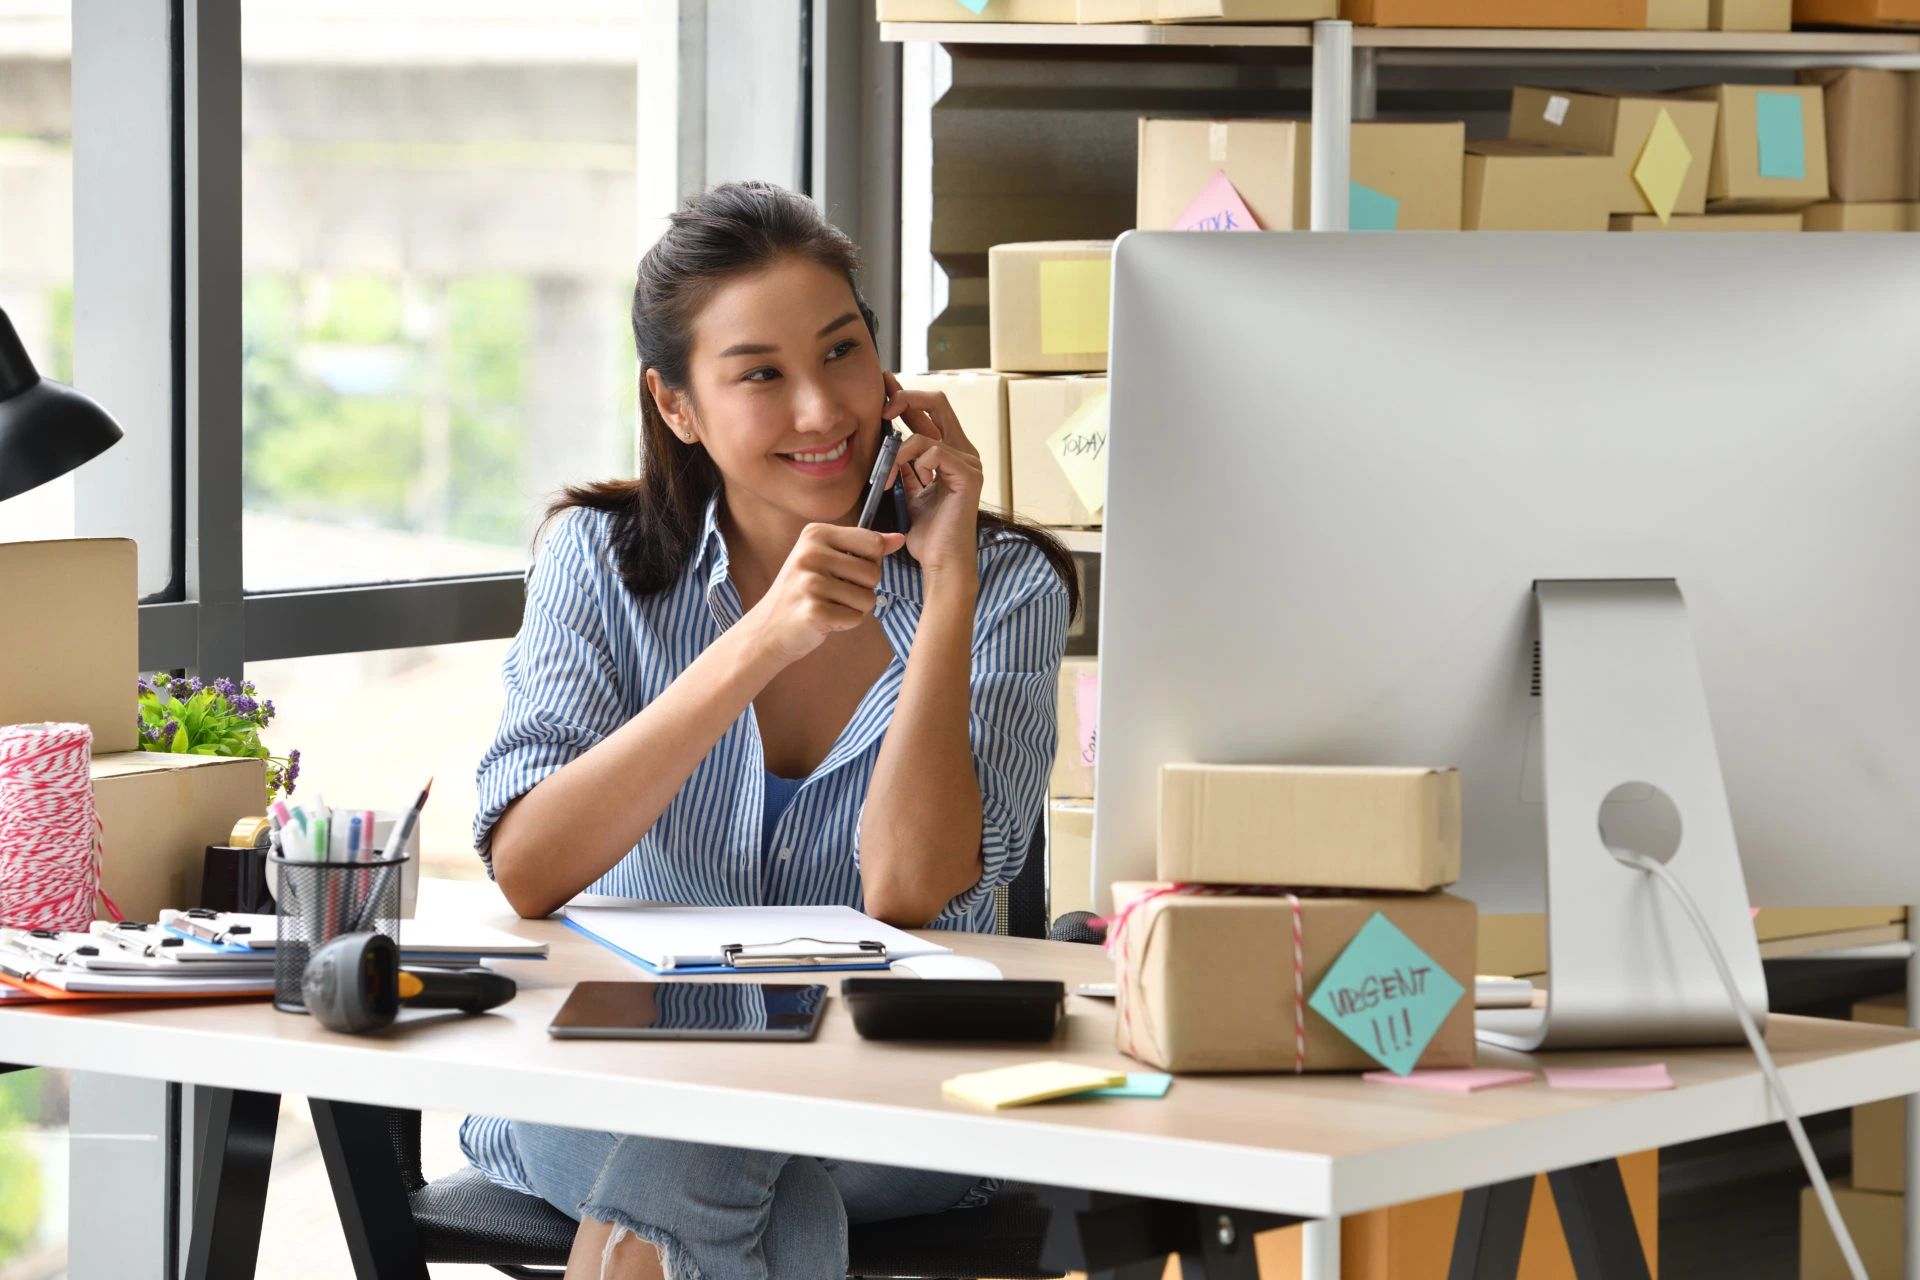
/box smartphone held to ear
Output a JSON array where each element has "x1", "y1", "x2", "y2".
[{"x1": 857, "y1": 428, "x2": 909, "y2": 533}]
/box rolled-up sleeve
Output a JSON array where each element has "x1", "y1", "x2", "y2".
[
  {"x1": 932, "y1": 537, "x2": 1071, "y2": 928},
  {"x1": 472, "y1": 511, "x2": 628, "y2": 872}
]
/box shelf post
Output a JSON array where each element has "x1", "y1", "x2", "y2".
[
  {"x1": 1907, "y1": 902, "x2": 1919, "y2": 1280},
  {"x1": 1353, "y1": 46, "x2": 1378, "y2": 121},
  {"x1": 1311, "y1": 20, "x2": 1353, "y2": 231}
]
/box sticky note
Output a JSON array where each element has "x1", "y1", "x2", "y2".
[
  {"x1": 1081, "y1": 1072, "x2": 1173, "y2": 1099},
  {"x1": 1544, "y1": 1063, "x2": 1674, "y2": 1091},
  {"x1": 1306, "y1": 912, "x2": 1466, "y2": 1076},
  {"x1": 1544, "y1": 94, "x2": 1571, "y2": 125},
  {"x1": 1633, "y1": 108, "x2": 1692, "y2": 225},
  {"x1": 1038, "y1": 260, "x2": 1110, "y2": 356},
  {"x1": 955, "y1": 0, "x2": 990, "y2": 11},
  {"x1": 941, "y1": 1061, "x2": 1126, "y2": 1109},
  {"x1": 1364, "y1": 1068, "x2": 1536, "y2": 1092},
  {"x1": 1755, "y1": 92, "x2": 1806, "y2": 181},
  {"x1": 1044, "y1": 389, "x2": 1109, "y2": 516},
  {"x1": 1074, "y1": 668, "x2": 1098, "y2": 768},
  {"x1": 1349, "y1": 182, "x2": 1400, "y2": 232},
  {"x1": 1171, "y1": 170, "x2": 1261, "y2": 233}
]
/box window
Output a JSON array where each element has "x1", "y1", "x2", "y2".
[
  {"x1": 245, "y1": 639, "x2": 514, "y2": 880},
  {"x1": 0, "y1": 3, "x2": 73, "y2": 547},
  {"x1": 239, "y1": 4, "x2": 654, "y2": 591}
]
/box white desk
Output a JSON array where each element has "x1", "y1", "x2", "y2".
[{"x1": 13, "y1": 878, "x2": 1920, "y2": 1279}]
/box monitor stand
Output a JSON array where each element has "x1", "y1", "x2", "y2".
[{"x1": 1476, "y1": 580, "x2": 1768, "y2": 1052}]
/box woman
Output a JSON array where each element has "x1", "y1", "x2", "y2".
[{"x1": 458, "y1": 181, "x2": 1079, "y2": 1280}]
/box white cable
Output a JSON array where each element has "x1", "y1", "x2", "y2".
[{"x1": 1612, "y1": 849, "x2": 1869, "y2": 1280}]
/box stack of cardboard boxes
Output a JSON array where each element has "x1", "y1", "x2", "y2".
[
  {"x1": 0, "y1": 540, "x2": 265, "y2": 923},
  {"x1": 1799, "y1": 68, "x2": 1920, "y2": 231}
]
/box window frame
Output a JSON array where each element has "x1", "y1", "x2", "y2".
[{"x1": 67, "y1": 0, "x2": 881, "y2": 676}]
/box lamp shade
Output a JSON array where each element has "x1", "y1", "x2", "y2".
[{"x1": 0, "y1": 308, "x2": 123, "y2": 504}]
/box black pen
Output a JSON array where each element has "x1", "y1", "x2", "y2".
[{"x1": 857, "y1": 429, "x2": 903, "y2": 530}]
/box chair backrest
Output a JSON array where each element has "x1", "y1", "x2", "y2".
[{"x1": 1002, "y1": 812, "x2": 1048, "y2": 940}]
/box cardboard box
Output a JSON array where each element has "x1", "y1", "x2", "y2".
[
  {"x1": 895, "y1": 370, "x2": 1022, "y2": 514},
  {"x1": 1344, "y1": 0, "x2": 1645, "y2": 24},
  {"x1": 1110, "y1": 882, "x2": 1476, "y2": 1073},
  {"x1": 1079, "y1": 0, "x2": 1334, "y2": 18},
  {"x1": 988, "y1": 242, "x2": 1111, "y2": 374},
  {"x1": 877, "y1": 0, "x2": 1079, "y2": 19},
  {"x1": 927, "y1": 276, "x2": 989, "y2": 370},
  {"x1": 1510, "y1": 88, "x2": 1720, "y2": 216},
  {"x1": 1854, "y1": 994, "x2": 1907, "y2": 1193},
  {"x1": 1798, "y1": 68, "x2": 1920, "y2": 202},
  {"x1": 1476, "y1": 906, "x2": 1904, "y2": 978},
  {"x1": 1480, "y1": 913, "x2": 1548, "y2": 977},
  {"x1": 1804, "y1": 201, "x2": 1912, "y2": 229},
  {"x1": 1464, "y1": 140, "x2": 1615, "y2": 230},
  {"x1": 1712, "y1": 0, "x2": 1791, "y2": 25},
  {"x1": 1136, "y1": 119, "x2": 1464, "y2": 232},
  {"x1": 1255, "y1": 1149, "x2": 1659, "y2": 1280},
  {"x1": 1680, "y1": 84, "x2": 1830, "y2": 209},
  {"x1": 1647, "y1": 0, "x2": 1710, "y2": 26},
  {"x1": 1048, "y1": 802, "x2": 1095, "y2": 919},
  {"x1": 1051, "y1": 655, "x2": 1098, "y2": 798},
  {"x1": 92, "y1": 751, "x2": 266, "y2": 924},
  {"x1": 1794, "y1": 0, "x2": 1920, "y2": 27},
  {"x1": 1006, "y1": 374, "x2": 1105, "y2": 526},
  {"x1": 0, "y1": 539, "x2": 139, "y2": 754},
  {"x1": 1801, "y1": 1180, "x2": 1902, "y2": 1280},
  {"x1": 1157, "y1": 763, "x2": 1460, "y2": 890},
  {"x1": 1610, "y1": 212, "x2": 1805, "y2": 228}
]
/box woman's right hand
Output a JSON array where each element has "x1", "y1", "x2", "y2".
[{"x1": 745, "y1": 524, "x2": 907, "y2": 666}]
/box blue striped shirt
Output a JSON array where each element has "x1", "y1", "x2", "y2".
[{"x1": 459, "y1": 496, "x2": 1069, "y2": 1193}]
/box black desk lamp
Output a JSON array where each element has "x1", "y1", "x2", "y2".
[{"x1": 0, "y1": 307, "x2": 123, "y2": 503}]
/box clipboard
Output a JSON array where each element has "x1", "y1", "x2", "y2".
[{"x1": 561, "y1": 919, "x2": 894, "y2": 974}]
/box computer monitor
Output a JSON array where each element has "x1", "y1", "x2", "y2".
[{"x1": 1093, "y1": 231, "x2": 1920, "y2": 1049}]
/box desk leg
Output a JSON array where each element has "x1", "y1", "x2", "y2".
[
  {"x1": 1546, "y1": 1160, "x2": 1652, "y2": 1280},
  {"x1": 1300, "y1": 1218, "x2": 1341, "y2": 1280},
  {"x1": 1447, "y1": 1177, "x2": 1533, "y2": 1280},
  {"x1": 182, "y1": 1087, "x2": 280, "y2": 1280},
  {"x1": 1033, "y1": 1186, "x2": 1289, "y2": 1279},
  {"x1": 308, "y1": 1098, "x2": 431, "y2": 1280}
]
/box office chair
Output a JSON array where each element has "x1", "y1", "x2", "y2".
[{"x1": 351, "y1": 817, "x2": 1071, "y2": 1279}]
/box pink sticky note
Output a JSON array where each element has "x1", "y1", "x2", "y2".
[
  {"x1": 1171, "y1": 170, "x2": 1261, "y2": 233},
  {"x1": 1543, "y1": 1063, "x2": 1674, "y2": 1091},
  {"x1": 1363, "y1": 1068, "x2": 1537, "y2": 1093},
  {"x1": 1074, "y1": 669, "x2": 1098, "y2": 768}
]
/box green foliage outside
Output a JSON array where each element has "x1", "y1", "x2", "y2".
[
  {"x1": 242, "y1": 272, "x2": 533, "y2": 545},
  {"x1": 0, "y1": 1072, "x2": 46, "y2": 1264}
]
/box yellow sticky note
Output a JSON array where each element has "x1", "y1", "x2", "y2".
[
  {"x1": 1045, "y1": 389, "x2": 1109, "y2": 517},
  {"x1": 941, "y1": 1061, "x2": 1126, "y2": 1110},
  {"x1": 1632, "y1": 108, "x2": 1692, "y2": 226},
  {"x1": 1038, "y1": 259, "x2": 1110, "y2": 356}
]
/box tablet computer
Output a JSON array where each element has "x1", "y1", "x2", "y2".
[{"x1": 548, "y1": 980, "x2": 828, "y2": 1041}]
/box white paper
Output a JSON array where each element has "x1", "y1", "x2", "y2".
[
  {"x1": 561, "y1": 903, "x2": 951, "y2": 971},
  {"x1": 157, "y1": 911, "x2": 549, "y2": 957},
  {"x1": 1208, "y1": 121, "x2": 1229, "y2": 163},
  {"x1": 1544, "y1": 95, "x2": 1570, "y2": 126}
]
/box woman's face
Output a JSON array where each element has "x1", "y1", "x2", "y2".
[{"x1": 665, "y1": 254, "x2": 887, "y2": 529}]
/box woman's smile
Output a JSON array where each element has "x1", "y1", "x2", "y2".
[{"x1": 777, "y1": 433, "x2": 855, "y2": 476}]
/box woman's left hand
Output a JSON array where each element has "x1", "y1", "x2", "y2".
[{"x1": 882, "y1": 372, "x2": 982, "y2": 585}]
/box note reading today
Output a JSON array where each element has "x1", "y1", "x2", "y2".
[{"x1": 1306, "y1": 912, "x2": 1465, "y2": 1076}]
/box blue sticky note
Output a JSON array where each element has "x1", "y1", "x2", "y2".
[
  {"x1": 954, "y1": 0, "x2": 991, "y2": 11},
  {"x1": 1350, "y1": 181, "x2": 1400, "y2": 232},
  {"x1": 1306, "y1": 913, "x2": 1465, "y2": 1076},
  {"x1": 1081, "y1": 1073, "x2": 1173, "y2": 1099},
  {"x1": 1755, "y1": 93, "x2": 1806, "y2": 181}
]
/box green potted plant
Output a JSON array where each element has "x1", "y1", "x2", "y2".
[{"x1": 136, "y1": 674, "x2": 301, "y2": 804}]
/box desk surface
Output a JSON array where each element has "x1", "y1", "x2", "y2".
[{"x1": 5, "y1": 879, "x2": 1918, "y2": 1219}]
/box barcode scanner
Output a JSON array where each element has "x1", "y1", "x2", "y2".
[{"x1": 303, "y1": 932, "x2": 517, "y2": 1034}]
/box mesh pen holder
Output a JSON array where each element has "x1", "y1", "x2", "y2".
[{"x1": 270, "y1": 852, "x2": 405, "y2": 1013}]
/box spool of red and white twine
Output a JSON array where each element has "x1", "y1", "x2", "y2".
[{"x1": 0, "y1": 722, "x2": 119, "y2": 930}]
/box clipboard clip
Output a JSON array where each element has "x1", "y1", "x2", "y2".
[{"x1": 720, "y1": 937, "x2": 888, "y2": 970}]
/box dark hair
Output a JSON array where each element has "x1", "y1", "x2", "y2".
[{"x1": 549, "y1": 180, "x2": 1080, "y2": 621}]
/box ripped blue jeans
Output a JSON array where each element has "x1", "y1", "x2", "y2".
[{"x1": 507, "y1": 1121, "x2": 986, "y2": 1280}]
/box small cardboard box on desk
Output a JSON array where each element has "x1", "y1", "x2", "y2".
[
  {"x1": 1108, "y1": 881, "x2": 1478, "y2": 1072},
  {"x1": 91, "y1": 752, "x2": 266, "y2": 923}
]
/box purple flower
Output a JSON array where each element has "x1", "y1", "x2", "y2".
[
  {"x1": 213, "y1": 677, "x2": 238, "y2": 699},
  {"x1": 180, "y1": 676, "x2": 203, "y2": 697},
  {"x1": 285, "y1": 748, "x2": 301, "y2": 791},
  {"x1": 161, "y1": 718, "x2": 179, "y2": 745}
]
